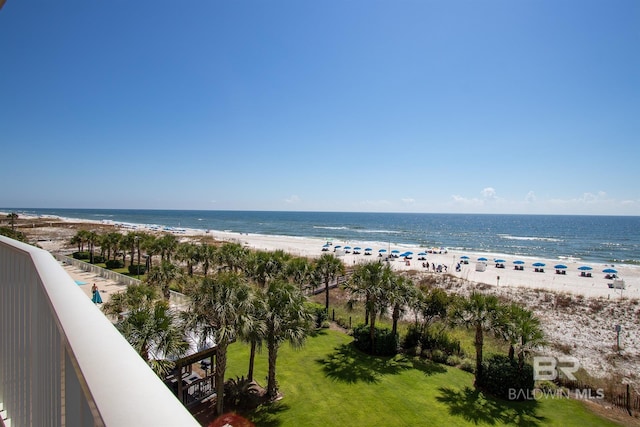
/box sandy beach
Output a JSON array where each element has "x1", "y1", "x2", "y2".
[{"x1": 4, "y1": 212, "x2": 639, "y2": 388}]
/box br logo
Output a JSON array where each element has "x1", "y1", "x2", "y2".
[{"x1": 533, "y1": 356, "x2": 580, "y2": 381}]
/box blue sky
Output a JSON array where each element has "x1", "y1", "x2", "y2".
[{"x1": 1, "y1": 1, "x2": 638, "y2": 215}]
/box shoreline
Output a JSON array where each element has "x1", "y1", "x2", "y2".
[
  {"x1": 5, "y1": 210, "x2": 638, "y2": 300},
  {"x1": 4, "y1": 209, "x2": 640, "y2": 266},
  {"x1": 4, "y1": 210, "x2": 639, "y2": 387}
]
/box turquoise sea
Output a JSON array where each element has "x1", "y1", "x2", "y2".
[{"x1": 5, "y1": 208, "x2": 640, "y2": 265}]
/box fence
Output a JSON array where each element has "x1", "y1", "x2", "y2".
[
  {"x1": 556, "y1": 377, "x2": 639, "y2": 417},
  {"x1": 52, "y1": 253, "x2": 141, "y2": 286}
]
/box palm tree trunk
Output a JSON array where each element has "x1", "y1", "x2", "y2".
[
  {"x1": 215, "y1": 342, "x2": 227, "y2": 415},
  {"x1": 267, "y1": 340, "x2": 279, "y2": 400},
  {"x1": 392, "y1": 304, "x2": 400, "y2": 338},
  {"x1": 369, "y1": 309, "x2": 376, "y2": 355},
  {"x1": 324, "y1": 279, "x2": 330, "y2": 312},
  {"x1": 248, "y1": 340, "x2": 257, "y2": 381},
  {"x1": 474, "y1": 322, "x2": 484, "y2": 386}
]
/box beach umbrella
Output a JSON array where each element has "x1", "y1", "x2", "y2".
[
  {"x1": 378, "y1": 249, "x2": 387, "y2": 253},
  {"x1": 418, "y1": 252, "x2": 427, "y2": 256},
  {"x1": 391, "y1": 250, "x2": 400, "y2": 253},
  {"x1": 404, "y1": 251, "x2": 414, "y2": 255},
  {"x1": 477, "y1": 257, "x2": 488, "y2": 262},
  {"x1": 365, "y1": 248, "x2": 373, "y2": 251},
  {"x1": 460, "y1": 255, "x2": 469, "y2": 260},
  {"x1": 578, "y1": 266, "x2": 592, "y2": 271},
  {"x1": 334, "y1": 245, "x2": 342, "y2": 249},
  {"x1": 494, "y1": 259, "x2": 506, "y2": 263},
  {"x1": 554, "y1": 264, "x2": 568, "y2": 269},
  {"x1": 513, "y1": 260, "x2": 525, "y2": 265},
  {"x1": 532, "y1": 262, "x2": 546, "y2": 267},
  {"x1": 322, "y1": 244, "x2": 330, "y2": 247},
  {"x1": 344, "y1": 246, "x2": 352, "y2": 249},
  {"x1": 353, "y1": 247, "x2": 361, "y2": 250},
  {"x1": 603, "y1": 268, "x2": 618, "y2": 274}
]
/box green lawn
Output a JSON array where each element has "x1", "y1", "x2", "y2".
[{"x1": 224, "y1": 329, "x2": 623, "y2": 427}]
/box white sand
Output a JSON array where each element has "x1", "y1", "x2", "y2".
[{"x1": 7, "y1": 212, "x2": 639, "y2": 385}]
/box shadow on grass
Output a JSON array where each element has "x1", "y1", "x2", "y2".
[
  {"x1": 243, "y1": 401, "x2": 290, "y2": 427},
  {"x1": 410, "y1": 358, "x2": 448, "y2": 376},
  {"x1": 316, "y1": 343, "x2": 415, "y2": 384},
  {"x1": 436, "y1": 386, "x2": 546, "y2": 427}
]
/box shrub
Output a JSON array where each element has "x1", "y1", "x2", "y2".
[
  {"x1": 128, "y1": 264, "x2": 147, "y2": 275},
  {"x1": 460, "y1": 359, "x2": 475, "y2": 373},
  {"x1": 306, "y1": 302, "x2": 328, "y2": 328},
  {"x1": 431, "y1": 349, "x2": 448, "y2": 364},
  {"x1": 105, "y1": 259, "x2": 124, "y2": 269},
  {"x1": 321, "y1": 320, "x2": 330, "y2": 329},
  {"x1": 446, "y1": 355, "x2": 462, "y2": 367},
  {"x1": 402, "y1": 324, "x2": 422, "y2": 351},
  {"x1": 420, "y1": 328, "x2": 462, "y2": 356},
  {"x1": 91, "y1": 255, "x2": 105, "y2": 264},
  {"x1": 72, "y1": 251, "x2": 90, "y2": 260},
  {"x1": 478, "y1": 355, "x2": 534, "y2": 400},
  {"x1": 352, "y1": 324, "x2": 398, "y2": 356}
]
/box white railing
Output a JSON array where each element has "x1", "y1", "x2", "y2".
[{"x1": 0, "y1": 236, "x2": 200, "y2": 427}]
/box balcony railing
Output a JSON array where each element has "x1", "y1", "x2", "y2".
[{"x1": 0, "y1": 236, "x2": 200, "y2": 427}]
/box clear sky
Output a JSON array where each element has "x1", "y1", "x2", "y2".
[{"x1": 1, "y1": 1, "x2": 638, "y2": 215}]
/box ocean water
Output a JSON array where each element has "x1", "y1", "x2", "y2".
[{"x1": 6, "y1": 208, "x2": 640, "y2": 265}]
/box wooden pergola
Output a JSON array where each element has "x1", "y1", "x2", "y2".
[{"x1": 165, "y1": 345, "x2": 217, "y2": 407}]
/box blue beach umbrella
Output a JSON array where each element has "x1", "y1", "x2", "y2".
[
  {"x1": 494, "y1": 259, "x2": 506, "y2": 263},
  {"x1": 460, "y1": 256, "x2": 469, "y2": 260},
  {"x1": 554, "y1": 264, "x2": 568, "y2": 269},
  {"x1": 532, "y1": 262, "x2": 546, "y2": 267},
  {"x1": 418, "y1": 252, "x2": 427, "y2": 256},
  {"x1": 513, "y1": 260, "x2": 525, "y2": 265},
  {"x1": 391, "y1": 250, "x2": 400, "y2": 254},
  {"x1": 353, "y1": 247, "x2": 361, "y2": 250},
  {"x1": 334, "y1": 245, "x2": 342, "y2": 249},
  {"x1": 477, "y1": 257, "x2": 488, "y2": 262},
  {"x1": 365, "y1": 248, "x2": 373, "y2": 252},
  {"x1": 603, "y1": 268, "x2": 618, "y2": 274},
  {"x1": 578, "y1": 266, "x2": 592, "y2": 271},
  {"x1": 378, "y1": 249, "x2": 387, "y2": 253},
  {"x1": 344, "y1": 246, "x2": 352, "y2": 249}
]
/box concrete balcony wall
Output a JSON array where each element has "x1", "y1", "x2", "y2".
[{"x1": 0, "y1": 236, "x2": 200, "y2": 427}]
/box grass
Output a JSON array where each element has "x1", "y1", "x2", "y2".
[{"x1": 224, "y1": 329, "x2": 624, "y2": 427}]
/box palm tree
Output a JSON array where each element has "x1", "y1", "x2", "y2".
[
  {"x1": 147, "y1": 260, "x2": 183, "y2": 300},
  {"x1": 198, "y1": 242, "x2": 217, "y2": 276},
  {"x1": 385, "y1": 275, "x2": 417, "y2": 339},
  {"x1": 70, "y1": 233, "x2": 83, "y2": 253},
  {"x1": 102, "y1": 284, "x2": 189, "y2": 376},
  {"x1": 242, "y1": 296, "x2": 267, "y2": 382},
  {"x1": 142, "y1": 234, "x2": 160, "y2": 270},
  {"x1": 314, "y1": 253, "x2": 345, "y2": 313},
  {"x1": 343, "y1": 261, "x2": 392, "y2": 354},
  {"x1": 157, "y1": 234, "x2": 178, "y2": 262},
  {"x1": 218, "y1": 242, "x2": 248, "y2": 273},
  {"x1": 245, "y1": 250, "x2": 290, "y2": 288},
  {"x1": 86, "y1": 231, "x2": 99, "y2": 263},
  {"x1": 286, "y1": 256, "x2": 312, "y2": 293},
  {"x1": 183, "y1": 272, "x2": 254, "y2": 415},
  {"x1": 452, "y1": 292, "x2": 500, "y2": 385},
  {"x1": 262, "y1": 280, "x2": 312, "y2": 400},
  {"x1": 6, "y1": 212, "x2": 18, "y2": 232},
  {"x1": 496, "y1": 303, "x2": 546, "y2": 369},
  {"x1": 176, "y1": 242, "x2": 200, "y2": 276},
  {"x1": 121, "y1": 232, "x2": 137, "y2": 267}
]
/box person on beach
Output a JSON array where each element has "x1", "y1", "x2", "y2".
[{"x1": 91, "y1": 283, "x2": 103, "y2": 304}]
